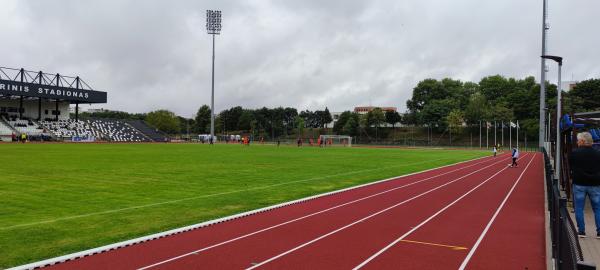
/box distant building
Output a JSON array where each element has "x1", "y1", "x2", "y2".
[
  {"x1": 325, "y1": 107, "x2": 401, "y2": 128},
  {"x1": 561, "y1": 81, "x2": 578, "y2": 91},
  {"x1": 354, "y1": 106, "x2": 397, "y2": 115}
]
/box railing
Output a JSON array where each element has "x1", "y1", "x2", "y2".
[{"x1": 543, "y1": 148, "x2": 595, "y2": 270}]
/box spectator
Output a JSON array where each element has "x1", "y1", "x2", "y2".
[
  {"x1": 569, "y1": 132, "x2": 600, "y2": 238},
  {"x1": 493, "y1": 146, "x2": 497, "y2": 157}
]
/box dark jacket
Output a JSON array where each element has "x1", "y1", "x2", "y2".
[{"x1": 569, "y1": 147, "x2": 600, "y2": 186}]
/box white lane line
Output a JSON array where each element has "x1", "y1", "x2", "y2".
[
  {"x1": 243, "y1": 156, "x2": 514, "y2": 270},
  {"x1": 2, "y1": 157, "x2": 456, "y2": 231},
  {"x1": 457, "y1": 154, "x2": 537, "y2": 270},
  {"x1": 136, "y1": 155, "x2": 500, "y2": 270},
  {"x1": 351, "y1": 153, "x2": 531, "y2": 270}
]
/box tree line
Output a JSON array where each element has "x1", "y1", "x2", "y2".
[
  {"x1": 404, "y1": 76, "x2": 600, "y2": 140},
  {"x1": 78, "y1": 76, "x2": 600, "y2": 140}
]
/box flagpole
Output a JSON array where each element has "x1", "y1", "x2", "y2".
[
  {"x1": 494, "y1": 121, "x2": 497, "y2": 147},
  {"x1": 486, "y1": 122, "x2": 489, "y2": 149},
  {"x1": 501, "y1": 121, "x2": 504, "y2": 149},
  {"x1": 509, "y1": 121, "x2": 512, "y2": 149},
  {"x1": 517, "y1": 120, "x2": 519, "y2": 149},
  {"x1": 479, "y1": 120, "x2": 482, "y2": 149}
]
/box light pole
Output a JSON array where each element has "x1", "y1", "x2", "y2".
[
  {"x1": 542, "y1": 55, "x2": 563, "y2": 180},
  {"x1": 206, "y1": 10, "x2": 222, "y2": 144},
  {"x1": 539, "y1": 0, "x2": 549, "y2": 148}
]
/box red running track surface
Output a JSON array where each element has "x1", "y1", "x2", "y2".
[{"x1": 41, "y1": 153, "x2": 546, "y2": 270}]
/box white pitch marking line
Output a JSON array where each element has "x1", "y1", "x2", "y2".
[
  {"x1": 136, "y1": 156, "x2": 500, "y2": 270},
  {"x1": 352, "y1": 154, "x2": 533, "y2": 270},
  {"x1": 2, "y1": 157, "x2": 455, "y2": 230},
  {"x1": 457, "y1": 154, "x2": 536, "y2": 270},
  {"x1": 242, "y1": 156, "x2": 515, "y2": 270}
]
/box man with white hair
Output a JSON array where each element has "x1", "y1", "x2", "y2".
[{"x1": 569, "y1": 131, "x2": 600, "y2": 238}]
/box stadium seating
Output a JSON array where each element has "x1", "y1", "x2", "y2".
[
  {"x1": 0, "y1": 117, "x2": 15, "y2": 137},
  {"x1": 8, "y1": 119, "x2": 44, "y2": 136},
  {"x1": 4, "y1": 117, "x2": 161, "y2": 143},
  {"x1": 87, "y1": 119, "x2": 150, "y2": 142},
  {"x1": 39, "y1": 119, "x2": 95, "y2": 139},
  {"x1": 125, "y1": 120, "x2": 169, "y2": 142}
]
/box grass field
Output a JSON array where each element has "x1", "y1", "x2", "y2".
[{"x1": 0, "y1": 143, "x2": 488, "y2": 268}]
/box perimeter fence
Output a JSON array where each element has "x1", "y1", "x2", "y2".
[{"x1": 543, "y1": 148, "x2": 595, "y2": 270}]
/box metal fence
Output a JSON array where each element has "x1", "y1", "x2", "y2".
[{"x1": 543, "y1": 148, "x2": 595, "y2": 270}]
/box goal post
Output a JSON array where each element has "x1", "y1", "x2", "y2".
[{"x1": 319, "y1": 135, "x2": 353, "y2": 147}]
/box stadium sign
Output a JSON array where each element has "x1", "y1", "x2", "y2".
[{"x1": 0, "y1": 79, "x2": 107, "y2": 103}]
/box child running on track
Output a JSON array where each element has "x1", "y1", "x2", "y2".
[
  {"x1": 493, "y1": 146, "x2": 497, "y2": 157},
  {"x1": 510, "y1": 147, "x2": 519, "y2": 167}
]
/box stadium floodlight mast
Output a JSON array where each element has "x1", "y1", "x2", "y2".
[
  {"x1": 539, "y1": 0, "x2": 549, "y2": 149},
  {"x1": 206, "y1": 10, "x2": 222, "y2": 144},
  {"x1": 541, "y1": 55, "x2": 563, "y2": 181}
]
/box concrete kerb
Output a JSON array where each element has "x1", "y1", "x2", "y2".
[{"x1": 8, "y1": 155, "x2": 492, "y2": 270}]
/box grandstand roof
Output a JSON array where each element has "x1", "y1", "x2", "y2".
[{"x1": 0, "y1": 67, "x2": 107, "y2": 104}]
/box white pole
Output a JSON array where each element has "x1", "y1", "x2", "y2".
[
  {"x1": 486, "y1": 122, "x2": 489, "y2": 149},
  {"x1": 494, "y1": 121, "x2": 497, "y2": 147},
  {"x1": 479, "y1": 121, "x2": 482, "y2": 149},
  {"x1": 509, "y1": 122, "x2": 512, "y2": 149},
  {"x1": 210, "y1": 34, "x2": 216, "y2": 144},
  {"x1": 517, "y1": 120, "x2": 519, "y2": 149},
  {"x1": 501, "y1": 121, "x2": 504, "y2": 149},
  {"x1": 539, "y1": 0, "x2": 548, "y2": 148}
]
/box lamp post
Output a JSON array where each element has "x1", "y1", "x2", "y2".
[
  {"x1": 206, "y1": 10, "x2": 222, "y2": 144},
  {"x1": 542, "y1": 55, "x2": 563, "y2": 180}
]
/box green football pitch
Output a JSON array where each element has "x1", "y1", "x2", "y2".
[{"x1": 0, "y1": 143, "x2": 488, "y2": 268}]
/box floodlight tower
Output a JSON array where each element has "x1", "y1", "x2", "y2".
[
  {"x1": 539, "y1": 0, "x2": 549, "y2": 148},
  {"x1": 206, "y1": 10, "x2": 222, "y2": 144}
]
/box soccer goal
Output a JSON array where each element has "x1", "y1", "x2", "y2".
[{"x1": 319, "y1": 135, "x2": 353, "y2": 147}]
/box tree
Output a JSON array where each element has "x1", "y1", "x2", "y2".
[
  {"x1": 385, "y1": 111, "x2": 402, "y2": 128},
  {"x1": 146, "y1": 110, "x2": 181, "y2": 134},
  {"x1": 478, "y1": 75, "x2": 510, "y2": 102},
  {"x1": 366, "y1": 108, "x2": 386, "y2": 142},
  {"x1": 567, "y1": 79, "x2": 600, "y2": 112},
  {"x1": 446, "y1": 109, "x2": 464, "y2": 135},
  {"x1": 194, "y1": 105, "x2": 211, "y2": 133},
  {"x1": 295, "y1": 116, "x2": 305, "y2": 137},
  {"x1": 490, "y1": 104, "x2": 514, "y2": 123},
  {"x1": 333, "y1": 111, "x2": 353, "y2": 134},
  {"x1": 464, "y1": 92, "x2": 488, "y2": 125},
  {"x1": 342, "y1": 113, "x2": 360, "y2": 136},
  {"x1": 421, "y1": 99, "x2": 457, "y2": 130},
  {"x1": 322, "y1": 107, "x2": 333, "y2": 128},
  {"x1": 237, "y1": 109, "x2": 255, "y2": 131},
  {"x1": 406, "y1": 79, "x2": 448, "y2": 114}
]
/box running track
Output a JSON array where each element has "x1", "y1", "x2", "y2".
[{"x1": 33, "y1": 153, "x2": 546, "y2": 270}]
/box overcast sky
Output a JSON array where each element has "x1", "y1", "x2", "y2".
[{"x1": 1, "y1": 0, "x2": 598, "y2": 117}]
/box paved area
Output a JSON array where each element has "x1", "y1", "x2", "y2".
[{"x1": 569, "y1": 198, "x2": 600, "y2": 266}]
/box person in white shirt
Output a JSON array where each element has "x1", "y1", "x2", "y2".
[{"x1": 510, "y1": 147, "x2": 519, "y2": 167}]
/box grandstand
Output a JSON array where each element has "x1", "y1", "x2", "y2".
[
  {"x1": 88, "y1": 119, "x2": 150, "y2": 142},
  {"x1": 0, "y1": 67, "x2": 173, "y2": 143},
  {"x1": 126, "y1": 120, "x2": 169, "y2": 142},
  {"x1": 0, "y1": 117, "x2": 15, "y2": 141}
]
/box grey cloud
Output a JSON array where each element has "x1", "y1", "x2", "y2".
[{"x1": 1, "y1": 0, "x2": 598, "y2": 117}]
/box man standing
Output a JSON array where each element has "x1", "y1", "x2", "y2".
[{"x1": 569, "y1": 132, "x2": 600, "y2": 238}]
